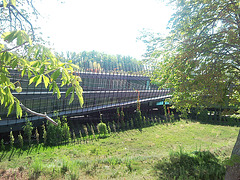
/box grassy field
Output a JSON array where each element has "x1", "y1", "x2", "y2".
[{"x1": 0, "y1": 120, "x2": 239, "y2": 179}]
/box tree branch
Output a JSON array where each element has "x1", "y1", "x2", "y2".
[
  {"x1": 0, "y1": 42, "x2": 27, "y2": 53},
  {"x1": 20, "y1": 103, "x2": 58, "y2": 126}
]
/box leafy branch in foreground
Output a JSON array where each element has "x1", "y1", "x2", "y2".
[{"x1": 0, "y1": 30, "x2": 84, "y2": 125}]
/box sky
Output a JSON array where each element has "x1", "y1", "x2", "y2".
[{"x1": 36, "y1": 0, "x2": 174, "y2": 60}]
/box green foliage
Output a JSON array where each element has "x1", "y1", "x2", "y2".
[
  {"x1": 35, "y1": 128, "x2": 39, "y2": 146},
  {"x1": 79, "y1": 130, "x2": 83, "y2": 143},
  {"x1": 86, "y1": 123, "x2": 91, "y2": 135},
  {"x1": 112, "y1": 121, "x2": 117, "y2": 133},
  {"x1": 18, "y1": 132, "x2": 23, "y2": 149},
  {"x1": 0, "y1": 139, "x2": 5, "y2": 151},
  {"x1": 142, "y1": 0, "x2": 240, "y2": 115},
  {"x1": 135, "y1": 109, "x2": 143, "y2": 128},
  {"x1": 72, "y1": 131, "x2": 76, "y2": 143},
  {"x1": 23, "y1": 120, "x2": 33, "y2": 146},
  {"x1": 90, "y1": 125, "x2": 96, "y2": 140},
  {"x1": 0, "y1": 29, "x2": 83, "y2": 120},
  {"x1": 57, "y1": 50, "x2": 143, "y2": 73},
  {"x1": 9, "y1": 130, "x2": 14, "y2": 149},
  {"x1": 107, "y1": 122, "x2": 112, "y2": 134},
  {"x1": 130, "y1": 118, "x2": 134, "y2": 129},
  {"x1": 163, "y1": 105, "x2": 168, "y2": 122},
  {"x1": 120, "y1": 108, "x2": 125, "y2": 130},
  {"x1": 83, "y1": 125, "x2": 88, "y2": 137},
  {"x1": 170, "y1": 112, "x2": 175, "y2": 123},
  {"x1": 46, "y1": 117, "x2": 71, "y2": 146},
  {"x1": 154, "y1": 149, "x2": 225, "y2": 179},
  {"x1": 97, "y1": 122, "x2": 108, "y2": 136},
  {"x1": 42, "y1": 124, "x2": 47, "y2": 146},
  {"x1": 198, "y1": 109, "x2": 209, "y2": 121}
]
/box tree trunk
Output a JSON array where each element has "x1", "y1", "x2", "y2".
[{"x1": 225, "y1": 130, "x2": 240, "y2": 180}]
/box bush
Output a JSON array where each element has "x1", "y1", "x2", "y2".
[
  {"x1": 46, "y1": 117, "x2": 71, "y2": 146},
  {"x1": 97, "y1": 122, "x2": 108, "y2": 137},
  {"x1": 18, "y1": 132, "x2": 23, "y2": 149},
  {"x1": 23, "y1": 120, "x2": 33, "y2": 146},
  {"x1": 154, "y1": 149, "x2": 225, "y2": 180}
]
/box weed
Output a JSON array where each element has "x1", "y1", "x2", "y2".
[
  {"x1": 61, "y1": 159, "x2": 69, "y2": 175},
  {"x1": 126, "y1": 161, "x2": 133, "y2": 172},
  {"x1": 30, "y1": 158, "x2": 43, "y2": 179}
]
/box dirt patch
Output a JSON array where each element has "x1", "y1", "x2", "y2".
[{"x1": 0, "y1": 168, "x2": 28, "y2": 180}]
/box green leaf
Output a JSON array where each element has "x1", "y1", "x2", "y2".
[
  {"x1": 53, "y1": 82, "x2": 61, "y2": 99},
  {"x1": 7, "y1": 104, "x2": 14, "y2": 116},
  {"x1": 28, "y1": 71, "x2": 32, "y2": 79},
  {"x1": 16, "y1": 101, "x2": 22, "y2": 118},
  {"x1": 69, "y1": 64, "x2": 80, "y2": 69},
  {"x1": 21, "y1": 68, "x2": 26, "y2": 77},
  {"x1": 57, "y1": 87, "x2": 61, "y2": 99},
  {"x1": 69, "y1": 90, "x2": 75, "y2": 105},
  {"x1": 78, "y1": 95, "x2": 84, "y2": 107},
  {"x1": 29, "y1": 76, "x2": 34, "y2": 85},
  {"x1": 3, "y1": 0, "x2": 7, "y2": 8},
  {"x1": 42, "y1": 75, "x2": 49, "y2": 88},
  {"x1": 65, "y1": 87, "x2": 73, "y2": 97},
  {"x1": 10, "y1": 0, "x2": 16, "y2": 6},
  {"x1": 1, "y1": 31, "x2": 17, "y2": 42},
  {"x1": 49, "y1": 83, "x2": 53, "y2": 91},
  {"x1": 51, "y1": 69, "x2": 61, "y2": 81},
  {"x1": 35, "y1": 75, "x2": 42, "y2": 87}
]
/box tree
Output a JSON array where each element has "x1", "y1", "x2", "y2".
[
  {"x1": 141, "y1": 0, "x2": 240, "y2": 178},
  {"x1": 0, "y1": 1, "x2": 84, "y2": 125}
]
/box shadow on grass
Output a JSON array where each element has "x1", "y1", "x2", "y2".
[
  {"x1": 153, "y1": 148, "x2": 225, "y2": 180},
  {"x1": 191, "y1": 118, "x2": 240, "y2": 128}
]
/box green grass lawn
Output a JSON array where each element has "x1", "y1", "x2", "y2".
[{"x1": 0, "y1": 120, "x2": 239, "y2": 179}]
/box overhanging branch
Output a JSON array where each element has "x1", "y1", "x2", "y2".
[{"x1": 20, "y1": 103, "x2": 58, "y2": 126}]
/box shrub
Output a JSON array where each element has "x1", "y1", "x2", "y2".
[
  {"x1": 90, "y1": 125, "x2": 96, "y2": 140},
  {"x1": 35, "y1": 128, "x2": 39, "y2": 146},
  {"x1": 9, "y1": 130, "x2": 14, "y2": 149},
  {"x1": 79, "y1": 130, "x2": 83, "y2": 143},
  {"x1": 23, "y1": 120, "x2": 33, "y2": 146},
  {"x1": 72, "y1": 131, "x2": 76, "y2": 143},
  {"x1": 97, "y1": 122, "x2": 108, "y2": 137},
  {"x1": 46, "y1": 117, "x2": 71, "y2": 146},
  {"x1": 120, "y1": 108, "x2": 125, "y2": 130},
  {"x1": 42, "y1": 124, "x2": 47, "y2": 146},
  {"x1": 112, "y1": 121, "x2": 117, "y2": 133},
  {"x1": 62, "y1": 121, "x2": 71, "y2": 143},
  {"x1": 107, "y1": 122, "x2": 112, "y2": 134},
  {"x1": 18, "y1": 132, "x2": 23, "y2": 149}
]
